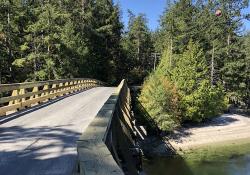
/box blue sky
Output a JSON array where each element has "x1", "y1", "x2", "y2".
[{"x1": 114, "y1": 0, "x2": 250, "y2": 32}]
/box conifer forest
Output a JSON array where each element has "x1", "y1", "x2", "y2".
[{"x1": 0, "y1": 0, "x2": 249, "y2": 131}]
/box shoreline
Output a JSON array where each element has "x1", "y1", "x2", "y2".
[{"x1": 167, "y1": 114, "x2": 250, "y2": 153}]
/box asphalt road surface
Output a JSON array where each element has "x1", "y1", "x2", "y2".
[{"x1": 0, "y1": 87, "x2": 115, "y2": 175}]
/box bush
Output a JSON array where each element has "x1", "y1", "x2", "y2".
[
  {"x1": 139, "y1": 73, "x2": 182, "y2": 131},
  {"x1": 139, "y1": 41, "x2": 228, "y2": 131},
  {"x1": 181, "y1": 80, "x2": 228, "y2": 122}
]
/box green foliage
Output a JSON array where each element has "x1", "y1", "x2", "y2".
[
  {"x1": 241, "y1": 33, "x2": 250, "y2": 108},
  {"x1": 139, "y1": 73, "x2": 181, "y2": 131},
  {"x1": 82, "y1": 0, "x2": 123, "y2": 83},
  {"x1": 0, "y1": 0, "x2": 22, "y2": 83},
  {"x1": 155, "y1": 0, "x2": 249, "y2": 108},
  {"x1": 140, "y1": 41, "x2": 228, "y2": 131},
  {"x1": 170, "y1": 41, "x2": 227, "y2": 121},
  {"x1": 121, "y1": 11, "x2": 154, "y2": 84},
  {"x1": 181, "y1": 80, "x2": 227, "y2": 122},
  {"x1": 0, "y1": 0, "x2": 249, "y2": 132},
  {"x1": 0, "y1": 0, "x2": 123, "y2": 84},
  {"x1": 144, "y1": 0, "x2": 249, "y2": 131}
]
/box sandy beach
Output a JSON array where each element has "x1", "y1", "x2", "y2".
[{"x1": 168, "y1": 114, "x2": 250, "y2": 151}]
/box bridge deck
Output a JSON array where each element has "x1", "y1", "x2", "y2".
[{"x1": 0, "y1": 87, "x2": 115, "y2": 175}]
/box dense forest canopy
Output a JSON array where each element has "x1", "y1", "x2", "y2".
[
  {"x1": 0, "y1": 0, "x2": 249, "y2": 130},
  {"x1": 140, "y1": 0, "x2": 250, "y2": 131},
  {"x1": 0, "y1": 0, "x2": 124, "y2": 84}
]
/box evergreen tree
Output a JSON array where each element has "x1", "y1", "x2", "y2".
[
  {"x1": 158, "y1": 0, "x2": 197, "y2": 56},
  {"x1": 156, "y1": 0, "x2": 249, "y2": 109},
  {"x1": 139, "y1": 41, "x2": 227, "y2": 130},
  {"x1": 218, "y1": 0, "x2": 249, "y2": 107},
  {"x1": 139, "y1": 72, "x2": 181, "y2": 131},
  {"x1": 0, "y1": 0, "x2": 22, "y2": 83},
  {"x1": 171, "y1": 41, "x2": 227, "y2": 121},
  {"x1": 244, "y1": 33, "x2": 250, "y2": 108},
  {"x1": 122, "y1": 11, "x2": 153, "y2": 84},
  {"x1": 13, "y1": 1, "x2": 73, "y2": 81},
  {"x1": 0, "y1": 0, "x2": 123, "y2": 84},
  {"x1": 80, "y1": 0, "x2": 123, "y2": 83}
]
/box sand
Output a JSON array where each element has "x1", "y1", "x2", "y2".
[{"x1": 168, "y1": 114, "x2": 250, "y2": 151}]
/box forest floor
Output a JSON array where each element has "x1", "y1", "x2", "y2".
[{"x1": 168, "y1": 114, "x2": 250, "y2": 151}]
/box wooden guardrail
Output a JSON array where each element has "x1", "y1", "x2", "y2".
[
  {"x1": 0, "y1": 78, "x2": 106, "y2": 116},
  {"x1": 76, "y1": 80, "x2": 141, "y2": 175}
]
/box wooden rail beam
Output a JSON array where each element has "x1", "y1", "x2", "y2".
[{"x1": 0, "y1": 78, "x2": 106, "y2": 116}]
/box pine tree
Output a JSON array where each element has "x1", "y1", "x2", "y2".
[
  {"x1": 171, "y1": 41, "x2": 227, "y2": 121},
  {"x1": 158, "y1": 0, "x2": 198, "y2": 55},
  {"x1": 139, "y1": 41, "x2": 227, "y2": 130},
  {"x1": 156, "y1": 0, "x2": 249, "y2": 110},
  {"x1": 199, "y1": 0, "x2": 248, "y2": 86},
  {"x1": 218, "y1": 0, "x2": 249, "y2": 107},
  {"x1": 139, "y1": 72, "x2": 181, "y2": 131},
  {"x1": 122, "y1": 11, "x2": 153, "y2": 84},
  {"x1": 243, "y1": 33, "x2": 250, "y2": 108},
  {"x1": 12, "y1": 1, "x2": 71, "y2": 80},
  {"x1": 0, "y1": 0, "x2": 22, "y2": 83},
  {"x1": 78, "y1": 0, "x2": 123, "y2": 83},
  {"x1": 0, "y1": 0, "x2": 123, "y2": 83}
]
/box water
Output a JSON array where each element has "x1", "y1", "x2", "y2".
[{"x1": 143, "y1": 142, "x2": 250, "y2": 175}]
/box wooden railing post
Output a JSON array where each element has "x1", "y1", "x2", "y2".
[
  {"x1": 64, "y1": 82, "x2": 69, "y2": 95},
  {"x1": 9, "y1": 90, "x2": 19, "y2": 106},
  {"x1": 19, "y1": 88, "x2": 26, "y2": 109},
  {"x1": 50, "y1": 84, "x2": 57, "y2": 97},
  {"x1": 58, "y1": 83, "x2": 63, "y2": 96},
  {"x1": 74, "y1": 81, "x2": 77, "y2": 92},
  {"x1": 30, "y1": 86, "x2": 39, "y2": 106},
  {"x1": 41, "y1": 84, "x2": 49, "y2": 102},
  {"x1": 7, "y1": 90, "x2": 20, "y2": 114},
  {"x1": 0, "y1": 78, "x2": 106, "y2": 116}
]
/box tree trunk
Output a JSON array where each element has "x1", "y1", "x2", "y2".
[
  {"x1": 7, "y1": 3, "x2": 12, "y2": 80},
  {"x1": 227, "y1": 33, "x2": 231, "y2": 55},
  {"x1": 170, "y1": 37, "x2": 173, "y2": 67},
  {"x1": 82, "y1": 0, "x2": 88, "y2": 12},
  {"x1": 137, "y1": 39, "x2": 140, "y2": 61},
  {"x1": 33, "y1": 34, "x2": 37, "y2": 79},
  {"x1": 153, "y1": 53, "x2": 157, "y2": 71},
  {"x1": 0, "y1": 66, "x2": 2, "y2": 84},
  {"x1": 211, "y1": 42, "x2": 215, "y2": 85}
]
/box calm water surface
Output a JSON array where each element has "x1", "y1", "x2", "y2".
[{"x1": 143, "y1": 142, "x2": 250, "y2": 175}]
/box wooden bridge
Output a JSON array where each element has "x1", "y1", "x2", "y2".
[{"x1": 0, "y1": 79, "x2": 139, "y2": 175}]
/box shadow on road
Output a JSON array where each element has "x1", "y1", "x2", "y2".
[{"x1": 0, "y1": 125, "x2": 81, "y2": 175}]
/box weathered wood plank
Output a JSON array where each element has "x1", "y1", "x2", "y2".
[
  {"x1": 0, "y1": 103, "x2": 21, "y2": 116},
  {"x1": 0, "y1": 78, "x2": 106, "y2": 116},
  {"x1": 0, "y1": 83, "x2": 83, "y2": 104},
  {"x1": 0, "y1": 78, "x2": 103, "y2": 93}
]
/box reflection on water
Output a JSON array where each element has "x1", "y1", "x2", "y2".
[
  {"x1": 143, "y1": 143, "x2": 250, "y2": 175},
  {"x1": 143, "y1": 154, "x2": 250, "y2": 175},
  {"x1": 143, "y1": 156, "x2": 193, "y2": 175}
]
